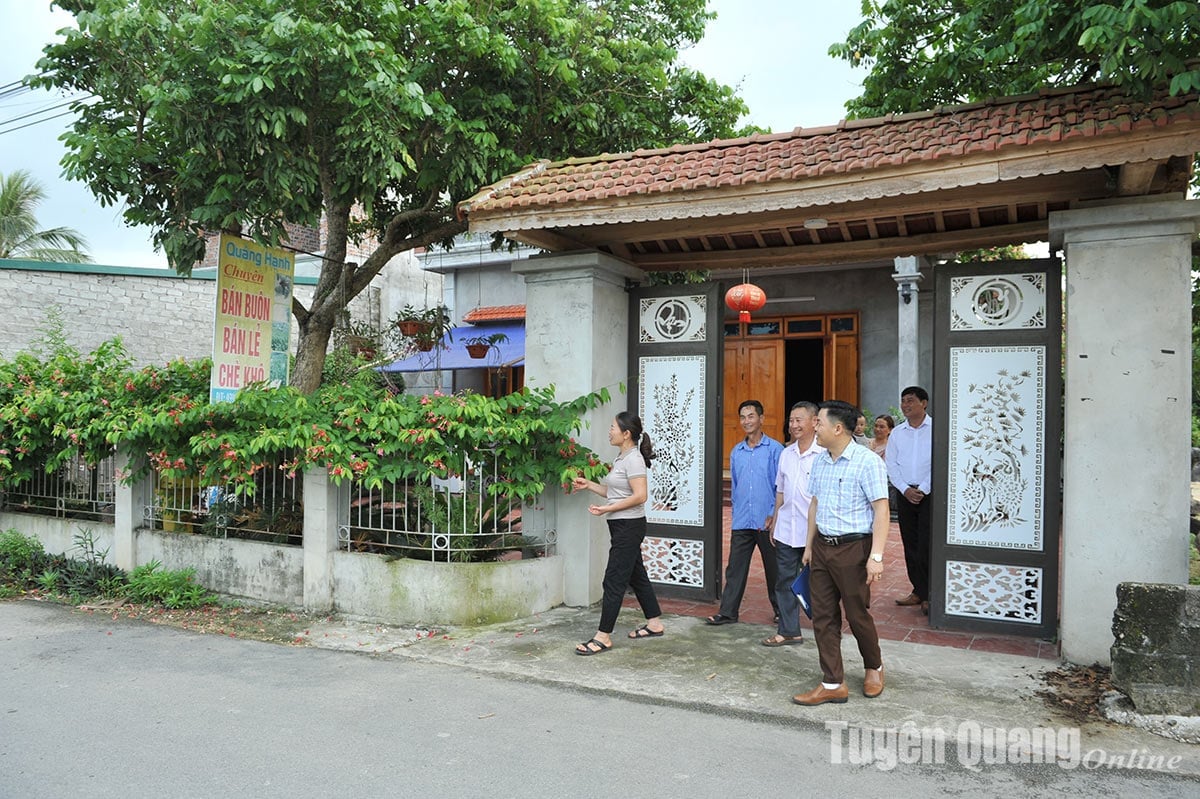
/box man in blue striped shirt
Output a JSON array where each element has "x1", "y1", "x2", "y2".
[
  {"x1": 705, "y1": 400, "x2": 782, "y2": 625},
  {"x1": 793, "y1": 400, "x2": 889, "y2": 706}
]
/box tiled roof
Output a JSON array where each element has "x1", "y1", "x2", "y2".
[
  {"x1": 459, "y1": 84, "x2": 1200, "y2": 219},
  {"x1": 462, "y1": 304, "x2": 526, "y2": 323}
]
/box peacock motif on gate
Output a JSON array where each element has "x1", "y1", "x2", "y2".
[{"x1": 958, "y1": 369, "x2": 1030, "y2": 533}]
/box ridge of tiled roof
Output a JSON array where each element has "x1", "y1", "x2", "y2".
[
  {"x1": 458, "y1": 83, "x2": 1200, "y2": 221},
  {"x1": 462, "y1": 304, "x2": 526, "y2": 323}
]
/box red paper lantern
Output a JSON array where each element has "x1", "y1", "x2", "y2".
[{"x1": 725, "y1": 282, "x2": 767, "y2": 322}]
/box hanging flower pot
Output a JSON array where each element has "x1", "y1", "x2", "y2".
[
  {"x1": 462, "y1": 333, "x2": 507, "y2": 361},
  {"x1": 415, "y1": 339, "x2": 435, "y2": 352},
  {"x1": 346, "y1": 334, "x2": 377, "y2": 359},
  {"x1": 396, "y1": 320, "x2": 428, "y2": 337}
]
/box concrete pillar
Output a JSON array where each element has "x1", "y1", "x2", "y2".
[
  {"x1": 892, "y1": 256, "x2": 928, "y2": 393},
  {"x1": 1049, "y1": 197, "x2": 1200, "y2": 665},
  {"x1": 302, "y1": 466, "x2": 344, "y2": 613},
  {"x1": 512, "y1": 251, "x2": 644, "y2": 607},
  {"x1": 112, "y1": 451, "x2": 150, "y2": 571}
]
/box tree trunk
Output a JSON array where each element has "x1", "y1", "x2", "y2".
[
  {"x1": 291, "y1": 313, "x2": 335, "y2": 394},
  {"x1": 286, "y1": 171, "x2": 468, "y2": 393}
]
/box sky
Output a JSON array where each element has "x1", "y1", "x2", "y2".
[{"x1": 0, "y1": 1, "x2": 867, "y2": 269}]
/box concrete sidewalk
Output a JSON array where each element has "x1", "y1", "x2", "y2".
[{"x1": 296, "y1": 605, "x2": 1200, "y2": 777}]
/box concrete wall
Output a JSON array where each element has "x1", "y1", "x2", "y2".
[
  {"x1": 0, "y1": 257, "x2": 416, "y2": 366},
  {"x1": 0, "y1": 513, "x2": 115, "y2": 565},
  {"x1": 331, "y1": 553, "x2": 564, "y2": 626},
  {"x1": 0, "y1": 462, "x2": 565, "y2": 625},
  {"x1": 135, "y1": 530, "x2": 304, "y2": 607}
]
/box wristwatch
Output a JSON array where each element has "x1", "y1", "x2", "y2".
[{"x1": 870, "y1": 553, "x2": 883, "y2": 563}]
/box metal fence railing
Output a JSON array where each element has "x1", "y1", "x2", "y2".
[
  {"x1": 339, "y1": 451, "x2": 556, "y2": 562},
  {"x1": 0, "y1": 454, "x2": 117, "y2": 522},
  {"x1": 146, "y1": 454, "x2": 304, "y2": 546}
]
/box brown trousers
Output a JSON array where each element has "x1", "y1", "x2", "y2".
[{"x1": 810, "y1": 535, "x2": 882, "y2": 684}]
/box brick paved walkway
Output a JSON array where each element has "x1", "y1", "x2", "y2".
[{"x1": 627, "y1": 508, "x2": 1059, "y2": 659}]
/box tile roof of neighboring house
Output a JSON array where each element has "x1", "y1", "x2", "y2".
[
  {"x1": 459, "y1": 84, "x2": 1200, "y2": 221},
  {"x1": 462, "y1": 304, "x2": 526, "y2": 323}
]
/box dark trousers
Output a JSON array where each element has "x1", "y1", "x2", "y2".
[
  {"x1": 598, "y1": 517, "x2": 662, "y2": 634},
  {"x1": 896, "y1": 493, "x2": 932, "y2": 601},
  {"x1": 773, "y1": 542, "x2": 806, "y2": 638},
  {"x1": 718, "y1": 528, "x2": 780, "y2": 619},
  {"x1": 810, "y1": 536, "x2": 882, "y2": 684}
]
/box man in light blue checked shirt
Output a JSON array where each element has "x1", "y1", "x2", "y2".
[
  {"x1": 705, "y1": 399, "x2": 782, "y2": 625},
  {"x1": 793, "y1": 400, "x2": 889, "y2": 707}
]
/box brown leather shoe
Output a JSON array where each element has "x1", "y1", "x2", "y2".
[
  {"x1": 895, "y1": 593, "x2": 921, "y2": 606},
  {"x1": 863, "y1": 667, "x2": 884, "y2": 698},
  {"x1": 792, "y1": 684, "x2": 849, "y2": 706}
]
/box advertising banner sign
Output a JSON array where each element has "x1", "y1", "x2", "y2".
[{"x1": 209, "y1": 233, "x2": 294, "y2": 403}]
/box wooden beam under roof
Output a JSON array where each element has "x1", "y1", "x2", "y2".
[
  {"x1": 1116, "y1": 161, "x2": 1163, "y2": 195},
  {"x1": 630, "y1": 221, "x2": 1049, "y2": 270},
  {"x1": 505, "y1": 228, "x2": 589, "y2": 252}
]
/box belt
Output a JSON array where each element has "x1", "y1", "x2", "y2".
[{"x1": 817, "y1": 532, "x2": 870, "y2": 546}]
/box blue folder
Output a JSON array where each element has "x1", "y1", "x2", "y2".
[{"x1": 791, "y1": 564, "x2": 813, "y2": 619}]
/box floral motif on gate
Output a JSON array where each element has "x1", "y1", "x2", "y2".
[
  {"x1": 648, "y1": 374, "x2": 696, "y2": 514},
  {"x1": 639, "y1": 356, "x2": 704, "y2": 526}
]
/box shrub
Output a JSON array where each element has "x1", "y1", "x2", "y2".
[
  {"x1": 60, "y1": 528, "x2": 123, "y2": 601},
  {"x1": 0, "y1": 329, "x2": 611, "y2": 503},
  {"x1": 0, "y1": 528, "x2": 45, "y2": 575},
  {"x1": 0, "y1": 528, "x2": 50, "y2": 587},
  {"x1": 124, "y1": 560, "x2": 213, "y2": 608}
]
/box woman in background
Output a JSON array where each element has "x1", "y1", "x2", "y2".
[
  {"x1": 571, "y1": 412, "x2": 665, "y2": 655},
  {"x1": 870, "y1": 414, "x2": 895, "y2": 459}
]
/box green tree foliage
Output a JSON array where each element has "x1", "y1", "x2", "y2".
[
  {"x1": 831, "y1": 0, "x2": 1200, "y2": 118},
  {"x1": 0, "y1": 170, "x2": 89, "y2": 262},
  {"x1": 32, "y1": 0, "x2": 748, "y2": 392}
]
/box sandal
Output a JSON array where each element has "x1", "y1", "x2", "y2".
[
  {"x1": 704, "y1": 613, "x2": 738, "y2": 625},
  {"x1": 628, "y1": 624, "x2": 664, "y2": 639},
  {"x1": 575, "y1": 638, "x2": 613, "y2": 656}
]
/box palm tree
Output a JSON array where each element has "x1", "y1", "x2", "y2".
[{"x1": 0, "y1": 170, "x2": 89, "y2": 263}]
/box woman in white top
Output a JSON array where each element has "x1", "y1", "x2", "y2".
[{"x1": 571, "y1": 412, "x2": 665, "y2": 655}]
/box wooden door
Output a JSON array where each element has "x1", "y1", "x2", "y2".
[
  {"x1": 824, "y1": 332, "x2": 860, "y2": 405},
  {"x1": 723, "y1": 339, "x2": 785, "y2": 456}
]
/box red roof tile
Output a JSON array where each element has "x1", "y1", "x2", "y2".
[
  {"x1": 462, "y1": 304, "x2": 526, "y2": 323},
  {"x1": 459, "y1": 84, "x2": 1200, "y2": 221}
]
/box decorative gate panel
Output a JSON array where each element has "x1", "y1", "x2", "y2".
[
  {"x1": 932, "y1": 260, "x2": 1062, "y2": 637},
  {"x1": 630, "y1": 285, "x2": 723, "y2": 599}
]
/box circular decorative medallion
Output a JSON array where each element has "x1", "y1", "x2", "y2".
[
  {"x1": 653, "y1": 299, "x2": 692, "y2": 340},
  {"x1": 971, "y1": 278, "x2": 1024, "y2": 326}
]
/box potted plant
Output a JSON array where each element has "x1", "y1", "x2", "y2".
[
  {"x1": 392, "y1": 304, "x2": 430, "y2": 337},
  {"x1": 462, "y1": 332, "x2": 509, "y2": 359},
  {"x1": 392, "y1": 305, "x2": 453, "y2": 352},
  {"x1": 341, "y1": 320, "x2": 380, "y2": 359}
]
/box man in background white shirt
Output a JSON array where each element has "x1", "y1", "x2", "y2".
[{"x1": 885, "y1": 386, "x2": 933, "y2": 614}]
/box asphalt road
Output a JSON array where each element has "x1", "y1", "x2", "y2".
[{"x1": 0, "y1": 601, "x2": 1191, "y2": 798}]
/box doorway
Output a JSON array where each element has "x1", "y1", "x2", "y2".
[{"x1": 722, "y1": 313, "x2": 859, "y2": 455}]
